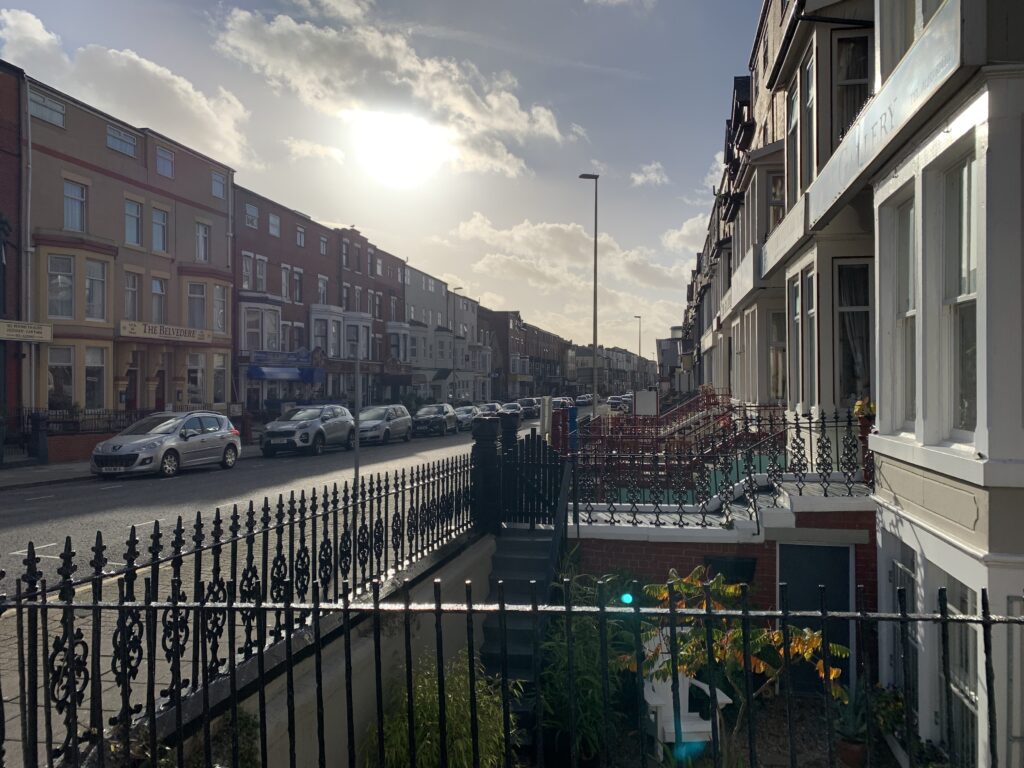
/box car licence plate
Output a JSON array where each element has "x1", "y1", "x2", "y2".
[
  {"x1": 102, "y1": 466, "x2": 126, "y2": 473},
  {"x1": 272, "y1": 439, "x2": 288, "y2": 445}
]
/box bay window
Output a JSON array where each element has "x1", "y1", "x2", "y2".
[
  {"x1": 945, "y1": 155, "x2": 978, "y2": 434},
  {"x1": 187, "y1": 282, "x2": 206, "y2": 329},
  {"x1": 314, "y1": 319, "x2": 328, "y2": 351},
  {"x1": 833, "y1": 33, "x2": 871, "y2": 146},
  {"x1": 213, "y1": 354, "x2": 227, "y2": 404},
  {"x1": 788, "y1": 269, "x2": 817, "y2": 408},
  {"x1": 330, "y1": 320, "x2": 342, "y2": 358},
  {"x1": 245, "y1": 308, "x2": 262, "y2": 351},
  {"x1": 835, "y1": 263, "x2": 872, "y2": 408},
  {"x1": 800, "y1": 54, "x2": 815, "y2": 191},
  {"x1": 242, "y1": 254, "x2": 253, "y2": 290},
  {"x1": 768, "y1": 173, "x2": 785, "y2": 233},
  {"x1": 786, "y1": 87, "x2": 799, "y2": 208},
  {"x1": 85, "y1": 347, "x2": 105, "y2": 409},
  {"x1": 85, "y1": 259, "x2": 106, "y2": 321},
  {"x1": 214, "y1": 285, "x2": 227, "y2": 333},
  {"x1": 47, "y1": 346, "x2": 73, "y2": 409},
  {"x1": 151, "y1": 278, "x2": 167, "y2": 324},
  {"x1": 195, "y1": 222, "x2": 210, "y2": 263},
  {"x1": 187, "y1": 353, "x2": 205, "y2": 404},
  {"x1": 48, "y1": 254, "x2": 74, "y2": 318},
  {"x1": 769, "y1": 311, "x2": 786, "y2": 403},
  {"x1": 895, "y1": 198, "x2": 917, "y2": 426}
]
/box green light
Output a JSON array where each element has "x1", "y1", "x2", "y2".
[{"x1": 620, "y1": 592, "x2": 634, "y2": 605}]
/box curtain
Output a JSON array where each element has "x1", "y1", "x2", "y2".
[{"x1": 839, "y1": 266, "x2": 871, "y2": 404}]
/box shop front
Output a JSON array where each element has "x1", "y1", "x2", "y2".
[{"x1": 239, "y1": 348, "x2": 325, "y2": 415}]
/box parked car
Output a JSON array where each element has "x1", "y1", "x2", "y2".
[
  {"x1": 517, "y1": 397, "x2": 540, "y2": 418},
  {"x1": 552, "y1": 397, "x2": 574, "y2": 410},
  {"x1": 91, "y1": 411, "x2": 241, "y2": 479},
  {"x1": 500, "y1": 402, "x2": 524, "y2": 428},
  {"x1": 607, "y1": 395, "x2": 623, "y2": 411},
  {"x1": 575, "y1": 394, "x2": 594, "y2": 406},
  {"x1": 413, "y1": 404, "x2": 458, "y2": 436},
  {"x1": 475, "y1": 403, "x2": 502, "y2": 418},
  {"x1": 455, "y1": 405, "x2": 480, "y2": 431},
  {"x1": 359, "y1": 405, "x2": 413, "y2": 444},
  {"x1": 262, "y1": 405, "x2": 355, "y2": 457}
]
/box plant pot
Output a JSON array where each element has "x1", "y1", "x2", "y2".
[{"x1": 837, "y1": 738, "x2": 867, "y2": 768}]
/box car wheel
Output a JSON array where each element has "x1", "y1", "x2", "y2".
[
  {"x1": 159, "y1": 450, "x2": 180, "y2": 478},
  {"x1": 345, "y1": 430, "x2": 354, "y2": 450},
  {"x1": 262, "y1": 445, "x2": 276, "y2": 458},
  {"x1": 221, "y1": 444, "x2": 238, "y2": 469},
  {"x1": 382, "y1": 429, "x2": 391, "y2": 445},
  {"x1": 403, "y1": 427, "x2": 411, "y2": 442},
  {"x1": 310, "y1": 433, "x2": 325, "y2": 456}
]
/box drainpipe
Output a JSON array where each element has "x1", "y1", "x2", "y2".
[{"x1": 21, "y1": 73, "x2": 35, "y2": 409}]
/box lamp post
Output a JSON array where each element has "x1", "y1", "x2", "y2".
[
  {"x1": 634, "y1": 314, "x2": 642, "y2": 390},
  {"x1": 579, "y1": 173, "x2": 599, "y2": 413},
  {"x1": 450, "y1": 286, "x2": 463, "y2": 404}
]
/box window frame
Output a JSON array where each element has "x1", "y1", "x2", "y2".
[
  {"x1": 296, "y1": 226, "x2": 305, "y2": 247},
  {"x1": 833, "y1": 259, "x2": 874, "y2": 410},
  {"x1": 47, "y1": 345, "x2": 74, "y2": 409},
  {"x1": 47, "y1": 254, "x2": 74, "y2": 319},
  {"x1": 29, "y1": 90, "x2": 65, "y2": 127},
  {"x1": 255, "y1": 256, "x2": 267, "y2": 292},
  {"x1": 211, "y1": 172, "x2": 226, "y2": 199},
  {"x1": 281, "y1": 265, "x2": 291, "y2": 302},
  {"x1": 242, "y1": 253, "x2": 253, "y2": 291},
  {"x1": 84, "y1": 346, "x2": 106, "y2": 410},
  {"x1": 63, "y1": 180, "x2": 87, "y2": 232},
  {"x1": 152, "y1": 208, "x2": 168, "y2": 253},
  {"x1": 268, "y1": 213, "x2": 280, "y2": 238},
  {"x1": 85, "y1": 258, "x2": 107, "y2": 322},
  {"x1": 195, "y1": 221, "x2": 211, "y2": 263},
  {"x1": 124, "y1": 271, "x2": 140, "y2": 321},
  {"x1": 151, "y1": 277, "x2": 167, "y2": 324},
  {"x1": 187, "y1": 282, "x2": 207, "y2": 330},
  {"x1": 124, "y1": 199, "x2": 142, "y2": 246},
  {"x1": 245, "y1": 203, "x2": 258, "y2": 229},
  {"x1": 214, "y1": 284, "x2": 228, "y2": 334},
  {"x1": 106, "y1": 125, "x2": 137, "y2": 157},
  {"x1": 156, "y1": 146, "x2": 175, "y2": 178},
  {"x1": 831, "y1": 29, "x2": 873, "y2": 149}
]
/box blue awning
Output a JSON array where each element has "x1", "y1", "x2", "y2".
[
  {"x1": 300, "y1": 367, "x2": 325, "y2": 384},
  {"x1": 247, "y1": 366, "x2": 302, "y2": 381}
]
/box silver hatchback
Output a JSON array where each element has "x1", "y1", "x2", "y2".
[
  {"x1": 262, "y1": 404, "x2": 355, "y2": 456},
  {"x1": 91, "y1": 411, "x2": 242, "y2": 479}
]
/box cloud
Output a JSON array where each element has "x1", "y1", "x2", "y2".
[
  {"x1": 702, "y1": 150, "x2": 725, "y2": 192},
  {"x1": 0, "y1": 10, "x2": 259, "y2": 169},
  {"x1": 569, "y1": 123, "x2": 589, "y2": 143},
  {"x1": 584, "y1": 0, "x2": 657, "y2": 9},
  {"x1": 292, "y1": 0, "x2": 374, "y2": 21},
  {"x1": 590, "y1": 159, "x2": 609, "y2": 175},
  {"x1": 282, "y1": 137, "x2": 345, "y2": 166},
  {"x1": 630, "y1": 161, "x2": 670, "y2": 187},
  {"x1": 216, "y1": 9, "x2": 563, "y2": 178},
  {"x1": 661, "y1": 212, "x2": 708, "y2": 254}
]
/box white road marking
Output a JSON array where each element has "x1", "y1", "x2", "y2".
[
  {"x1": 9, "y1": 542, "x2": 57, "y2": 556},
  {"x1": 24, "y1": 494, "x2": 55, "y2": 501}
]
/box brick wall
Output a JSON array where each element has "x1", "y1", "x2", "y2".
[
  {"x1": 48, "y1": 433, "x2": 114, "y2": 463},
  {"x1": 575, "y1": 509, "x2": 879, "y2": 612}
]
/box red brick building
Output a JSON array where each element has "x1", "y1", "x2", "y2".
[{"x1": 0, "y1": 61, "x2": 23, "y2": 420}]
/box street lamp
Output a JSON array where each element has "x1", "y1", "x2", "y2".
[
  {"x1": 634, "y1": 315, "x2": 642, "y2": 389},
  {"x1": 450, "y1": 287, "x2": 463, "y2": 403},
  {"x1": 579, "y1": 173, "x2": 599, "y2": 410}
]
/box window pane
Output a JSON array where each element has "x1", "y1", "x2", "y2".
[
  {"x1": 86, "y1": 260, "x2": 106, "y2": 320},
  {"x1": 124, "y1": 272, "x2": 139, "y2": 321},
  {"x1": 838, "y1": 307, "x2": 870, "y2": 406},
  {"x1": 151, "y1": 278, "x2": 166, "y2": 324},
  {"x1": 195, "y1": 223, "x2": 210, "y2": 262},
  {"x1": 156, "y1": 147, "x2": 174, "y2": 177},
  {"x1": 946, "y1": 157, "x2": 977, "y2": 299},
  {"x1": 188, "y1": 283, "x2": 206, "y2": 329},
  {"x1": 64, "y1": 181, "x2": 85, "y2": 232},
  {"x1": 47, "y1": 347, "x2": 73, "y2": 409},
  {"x1": 48, "y1": 255, "x2": 73, "y2": 318},
  {"x1": 214, "y1": 285, "x2": 227, "y2": 333},
  {"x1": 85, "y1": 347, "x2": 105, "y2": 409},
  {"x1": 954, "y1": 301, "x2": 976, "y2": 432},
  {"x1": 152, "y1": 209, "x2": 168, "y2": 252},
  {"x1": 212, "y1": 173, "x2": 226, "y2": 199},
  {"x1": 124, "y1": 200, "x2": 142, "y2": 245},
  {"x1": 904, "y1": 317, "x2": 916, "y2": 423}
]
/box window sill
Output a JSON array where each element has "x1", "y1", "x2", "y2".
[{"x1": 869, "y1": 433, "x2": 1024, "y2": 488}]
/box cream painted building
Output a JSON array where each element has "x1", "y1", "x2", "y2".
[
  {"x1": 23, "y1": 78, "x2": 234, "y2": 413},
  {"x1": 682, "y1": 1, "x2": 1024, "y2": 764}
]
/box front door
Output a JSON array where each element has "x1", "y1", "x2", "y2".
[{"x1": 778, "y1": 544, "x2": 852, "y2": 692}]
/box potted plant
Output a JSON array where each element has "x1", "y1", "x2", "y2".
[{"x1": 835, "y1": 684, "x2": 867, "y2": 767}]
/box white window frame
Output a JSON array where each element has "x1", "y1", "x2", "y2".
[
  {"x1": 281, "y1": 265, "x2": 291, "y2": 301},
  {"x1": 152, "y1": 208, "x2": 168, "y2": 253},
  {"x1": 151, "y1": 278, "x2": 167, "y2": 324},
  {"x1": 833, "y1": 259, "x2": 874, "y2": 410},
  {"x1": 317, "y1": 275, "x2": 328, "y2": 305},
  {"x1": 106, "y1": 125, "x2": 137, "y2": 157},
  {"x1": 85, "y1": 259, "x2": 106, "y2": 322},
  {"x1": 786, "y1": 84, "x2": 799, "y2": 209},
  {"x1": 124, "y1": 271, "x2": 139, "y2": 321},
  {"x1": 211, "y1": 172, "x2": 226, "y2": 199},
  {"x1": 187, "y1": 282, "x2": 207, "y2": 330},
  {"x1": 255, "y1": 256, "x2": 267, "y2": 292},
  {"x1": 48, "y1": 254, "x2": 74, "y2": 319},
  {"x1": 320, "y1": 236, "x2": 328, "y2": 256},
  {"x1": 296, "y1": 226, "x2": 305, "y2": 247},
  {"x1": 124, "y1": 199, "x2": 142, "y2": 246},
  {"x1": 892, "y1": 194, "x2": 917, "y2": 431},
  {"x1": 293, "y1": 268, "x2": 303, "y2": 304},
  {"x1": 29, "y1": 90, "x2": 65, "y2": 127},
  {"x1": 84, "y1": 347, "x2": 106, "y2": 409},
  {"x1": 800, "y1": 51, "x2": 815, "y2": 192},
  {"x1": 214, "y1": 284, "x2": 228, "y2": 334},
  {"x1": 242, "y1": 253, "x2": 253, "y2": 291},
  {"x1": 156, "y1": 147, "x2": 175, "y2": 178},
  {"x1": 342, "y1": 239, "x2": 350, "y2": 269},
  {"x1": 213, "y1": 353, "x2": 227, "y2": 405},
  {"x1": 245, "y1": 203, "x2": 259, "y2": 229},
  {"x1": 195, "y1": 222, "x2": 210, "y2": 263},
  {"x1": 63, "y1": 180, "x2": 86, "y2": 232},
  {"x1": 831, "y1": 29, "x2": 873, "y2": 148},
  {"x1": 268, "y1": 213, "x2": 280, "y2": 237}
]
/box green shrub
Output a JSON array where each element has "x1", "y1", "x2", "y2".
[{"x1": 364, "y1": 648, "x2": 520, "y2": 768}]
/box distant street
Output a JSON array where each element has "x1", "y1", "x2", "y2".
[{"x1": 0, "y1": 424, "x2": 530, "y2": 585}]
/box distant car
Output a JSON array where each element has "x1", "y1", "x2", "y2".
[
  {"x1": 92, "y1": 411, "x2": 241, "y2": 479},
  {"x1": 607, "y1": 395, "x2": 623, "y2": 411},
  {"x1": 359, "y1": 405, "x2": 413, "y2": 444},
  {"x1": 263, "y1": 405, "x2": 355, "y2": 457},
  {"x1": 413, "y1": 404, "x2": 458, "y2": 436},
  {"x1": 455, "y1": 405, "x2": 480, "y2": 431},
  {"x1": 475, "y1": 402, "x2": 502, "y2": 418},
  {"x1": 500, "y1": 402, "x2": 524, "y2": 428},
  {"x1": 551, "y1": 397, "x2": 573, "y2": 410},
  {"x1": 575, "y1": 394, "x2": 594, "y2": 406},
  {"x1": 517, "y1": 397, "x2": 540, "y2": 418}
]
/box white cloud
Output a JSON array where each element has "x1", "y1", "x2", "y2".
[
  {"x1": 282, "y1": 137, "x2": 345, "y2": 166},
  {"x1": 569, "y1": 123, "x2": 589, "y2": 143},
  {"x1": 630, "y1": 160, "x2": 670, "y2": 187},
  {"x1": 661, "y1": 212, "x2": 708, "y2": 254},
  {"x1": 590, "y1": 158, "x2": 609, "y2": 175},
  {"x1": 702, "y1": 150, "x2": 725, "y2": 192},
  {"x1": 0, "y1": 10, "x2": 259, "y2": 169},
  {"x1": 292, "y1": 0, "x2": 375, "y2": 21},
  {"x1": 216, "y1": 9, "x2": 563, "y2": 178},
  {"x1": 584, "y1": 0, "x2": 657, "y2": 9}
]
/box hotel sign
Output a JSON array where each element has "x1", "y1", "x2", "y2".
[
  {"x1": 0, "y1": 320, "x2": 52, "y2": 343},
  {"x1": 120, "y1": 320, "x2": 213, "y2": 344}
]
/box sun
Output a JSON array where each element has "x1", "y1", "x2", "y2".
[{"x1": 344, "y1": 110, "x2": 457, "y2": 189}]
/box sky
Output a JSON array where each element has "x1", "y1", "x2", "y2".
[{"x1": 0, "y1": 0, "x2": 758, "y2": 358}]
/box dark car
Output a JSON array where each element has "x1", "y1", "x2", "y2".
[
  {"x1": 499, "y1": 402, "x2": 524, "y2": 429},
  {"x1": 475, "y1": 403, "x2": 502, "y2": 418},
  {"x1": 517, "y1": 397, "x2": 540, "y2": 418},
  {"x1": 455, "y1": 405, "x2": 480, "y2": 431},
  {"x1": 412, "y1": 404, "x2": 458, "y2": 436}
]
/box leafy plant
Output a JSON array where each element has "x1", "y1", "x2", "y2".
[
  {"x1": 639, "y1": 566, "x2": 850, "y2": 765},
  {"x1": 363, "y1": 648, "x2": 520, "y2": 768},
  {"x1": 835, "y1": 682, "x2": 868, "y2": 743},
  {"x1": 541, "y1": 565, "x2": 636, "y2": 761}
]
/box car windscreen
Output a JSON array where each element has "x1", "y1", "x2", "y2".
[
  {"x1": 501, "y1": 403, "x2": 519, "y2": 410},
  {"x1": 361, "y1": 407, "x2": 388, "y2": 421},
  {"x1": 282, "y1": 408, "x2": 323, "y2": 421},
  {"x1": 416, "y1": 406, "x2": 443, "y2": 416},
  {"x1": 121, "y1": 416, "x2": 180, "y2": 435},
  {"x1": 456, "y1": 407, "x2": 475, "y2": 414}
]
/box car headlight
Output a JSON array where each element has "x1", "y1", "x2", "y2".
[
  {"x1": 296, "y1": 422, "x2": 310, "y2": 430},
  {"x1": 140, "y1": 437, "x2": 168, "y2": 451},
  {"x1": 92, "y1": 442, "x2": 105, "y2": 454}
]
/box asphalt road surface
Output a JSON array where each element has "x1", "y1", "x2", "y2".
[{"x1": 0, "y1": 424, "x2": 525, "y2": 586}]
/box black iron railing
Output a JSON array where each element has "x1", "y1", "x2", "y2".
[
  {"x1": 572, "y1": 411, "x2": 874, "y2": 530},
  {"x1": 0, "y1": 577, "x2": 1015, "y2": 768}
]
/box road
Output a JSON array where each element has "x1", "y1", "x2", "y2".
[{"x1": 0, "y1": 424, "x2": 521, "y2": 586}]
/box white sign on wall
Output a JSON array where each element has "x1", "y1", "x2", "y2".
[{"x1": 634, "y1": 390, "x2": 658, "y2": 417}]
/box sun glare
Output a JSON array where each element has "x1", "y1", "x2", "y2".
[{"x1": 344, "y1": 110, "x2": 456, "y2": 189}]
